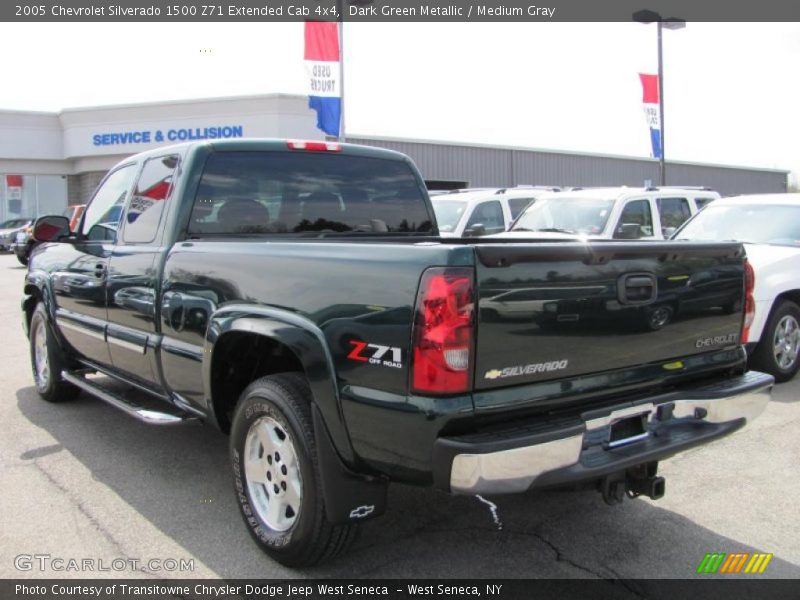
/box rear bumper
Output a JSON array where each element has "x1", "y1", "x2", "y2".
[{"x1": 433, "y1": 370, "x2": 773, "y2": 494}]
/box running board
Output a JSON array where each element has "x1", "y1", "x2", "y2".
[{"x1": 61, "y1": 371, "x2": 195, "y2": 426}]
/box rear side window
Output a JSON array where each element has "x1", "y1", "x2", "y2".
[
  {"x1": 657, "y1": 197, "x2": 692, "y2": 234},
  {"x1": 508, "y1": 197, "x2": 535, "y2": 220},
  {"x1": 123, "y1": 155, "x2": 179, "y2": 244},
  {"x1": 188, "y1": 151, "x2": 432, "y2": 235}
]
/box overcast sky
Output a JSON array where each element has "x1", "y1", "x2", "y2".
[{"x1": 1, "y1": 22, "x2": 798, "y2": 181}]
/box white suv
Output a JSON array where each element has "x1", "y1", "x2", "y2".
[
  {"x1": 674, "y1": 193, "x2": 800, "y2": 381},
  {"x1": 495, "y1": 186, "x2": 720, "y2": 241},
  {"x1": 431, "y1": 187, "x2": 559, "y2": 238}
]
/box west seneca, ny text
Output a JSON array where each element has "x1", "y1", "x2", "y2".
[{"x1": 16, "y1": 583, "x2": 503, "y2": 597}]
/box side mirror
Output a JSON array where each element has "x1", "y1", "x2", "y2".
[
  {"x1": 465, "y1": 224, "x2": 486, "y2": 237},
  {"x1": 662, "y1": 226, "x2": 677, "y2": 238},
  {"x1": 32, "y1": 216, "x2": 71, "y2": 242}
]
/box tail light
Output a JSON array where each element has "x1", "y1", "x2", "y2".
[
  {"x1": 411, "y1": 267, "x2": 474, "y2": 394},
  {"x1": 742, "y1": 259, "x2": 755, "y2": 343},
  {"x1": 286, "y1": 140, "x2": 341, "y2": 152}
]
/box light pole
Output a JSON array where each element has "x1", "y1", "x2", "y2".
[{"x1": 634, "y1": 10, "x2": 685, "y2": 186}]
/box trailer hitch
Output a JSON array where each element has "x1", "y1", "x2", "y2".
[{"x1": 600, "y1": 462, "x2": 665, "y2": 505}]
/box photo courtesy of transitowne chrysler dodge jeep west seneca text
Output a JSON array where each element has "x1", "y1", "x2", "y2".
[{"x1": 22, "y1": 139, "x2": 773, "y2": 566}]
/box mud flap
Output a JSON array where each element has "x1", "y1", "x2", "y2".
[{"x1": 312, "y1": 404, "x2": 388, "y2": 524}]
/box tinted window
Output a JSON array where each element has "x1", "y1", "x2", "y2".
[
  {"x1": 615, "y1": 199, "x2": 653, "y2": 239},
  {"x1": 695, "y1": 197, "x2": 716, "y2": 210},
  {"x1": 82, "y1": 165, "x2": 137, "y2": 241},
  {"x1": 123, "y1": 155, "x2": 179, "y2": 244},
  {"x1": 508, "y1": 197, "x2": 535, "y2": 220},
  {"x1": 657, "y1": 197, "x2": 692, "y2": 234},
  {"x1": 188, "y1": 152, "x2": 432, "y2": 235},
  {"x1": 466, "y1": 201, "x2": 505, "y2": 234}
]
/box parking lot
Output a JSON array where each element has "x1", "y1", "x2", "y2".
[{"x1": 0, "y1": 251, "x2": 798, "y2": 581}]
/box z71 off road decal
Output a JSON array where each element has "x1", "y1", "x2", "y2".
[
  {"x1": 347, "y1": 340, "x2": 403, "y2": 369},
  {"x1": 485, "y1": 359, "x2": 569, "y2": 380}
]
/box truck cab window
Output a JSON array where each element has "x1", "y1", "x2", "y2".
[
  {"x1": 82, "y1": 164, "x2": 137, "y2": 242},
  {"x1": 188, "y1": 151, "x2": 432, "y2": 236},
  {"x1": 123, "y1": 155, "x2": 179, "y2": 244}
]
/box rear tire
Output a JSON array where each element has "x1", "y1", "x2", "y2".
[
  {"x1": 29, "y1": 303, "x2": 80, "y2": 402},
  {"x1": 230, "y1": 373, "x2": 358, "y2": 567},
  {"x1": 751, "y1": 300, "x2": 800, "y2": 382}
]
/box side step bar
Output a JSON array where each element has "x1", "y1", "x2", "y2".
[{"x1": 61, "y1": 371, "x2": 195, "y2": 426}]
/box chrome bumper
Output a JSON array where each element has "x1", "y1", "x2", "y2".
[{"x1": 444, "y1": 371, "x2": 773, "y2": 495}]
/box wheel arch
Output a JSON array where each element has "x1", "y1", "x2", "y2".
[{"x1": 204, "y1": 305, "x2": 355, "y2": 465}]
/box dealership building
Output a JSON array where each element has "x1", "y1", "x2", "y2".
[{"x1": 0, "y1": 93, "x2": 788, "y2": 222}]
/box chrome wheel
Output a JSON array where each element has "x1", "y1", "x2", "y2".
[
  {"x1": 244, "y1": 415, "x2": 302, "y2": 532},
  {"x1": 773, "y1": 315, "x2": 800, "y2": 370},
  {"x1": 32, "y1": 320, "x2": 50, "y2": 390},
  {"x1": 648, "y1": 305, "x2": 673, "y2": 329}
]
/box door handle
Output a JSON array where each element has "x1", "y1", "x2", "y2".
[{"x1": 618, "y1": 273, "x2": 657, "y2": 305}]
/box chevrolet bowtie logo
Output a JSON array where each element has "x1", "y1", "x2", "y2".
[
  {"x1": 484, "y1": 369, "x2": 503, "y2": 380},
  {"x1": 349, "y1": 505, "x2": 375, "y2": 519}
]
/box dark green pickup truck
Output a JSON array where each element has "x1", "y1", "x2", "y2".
[{"x1": 22, "y1": 139, "x2": 772, "y2": 566}]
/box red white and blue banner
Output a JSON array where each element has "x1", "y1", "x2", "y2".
[
  {"x1": 304, "y1": 22, "x2": 341, "y2": 138},
  {"x1": 638, "y1": 73, "x2": 662, "y2": 159}
]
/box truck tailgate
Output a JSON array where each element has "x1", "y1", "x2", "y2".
[{"x1": 473, "y1": 241, "x2": 745, "y2": 391}]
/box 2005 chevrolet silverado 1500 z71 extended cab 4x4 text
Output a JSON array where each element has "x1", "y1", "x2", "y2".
[{"x1": 22, "y1": 139, "x2": 772, "y2": 566}]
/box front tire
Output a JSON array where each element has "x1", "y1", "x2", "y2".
[
  {"x1": 751, "y1": 300, "x2": 800, "y2": 382},
  {"x1": 16, "y1": 253, "x2": 28, "y2": 266},
  {"x1": 29, "y1": 303, "x2": 80, "y2": 402},
  {"x1": 230, "y1": 373, "x2": 357, "y2": 567}
]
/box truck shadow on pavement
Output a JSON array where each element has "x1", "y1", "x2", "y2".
[{"x1": 16, "y1": 385, "x2": 800, "y2": 582}]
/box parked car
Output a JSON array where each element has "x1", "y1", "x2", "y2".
[
  {"x1": 0, "y1": 217, "x2": 33, "y2": 251},
  {"x1": 674, "y1": 193, "x2": 800, "y2": 381},
  {"x1": 494, "y1": 186, "x2": 719, "y2": 241},
  {"x1": 432, "y1": 187, "x2": 558, "y2": 237},
  {"x1": 23, "y1": 139, "x2": 770, "y2": 566},
  {"x1": 14, "y1": 204, "x2": 86, "y2": 265}
]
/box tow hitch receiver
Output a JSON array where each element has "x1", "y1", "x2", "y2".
[{"x1": 600, "y1": 462, "x2": 665, "y2": 505}]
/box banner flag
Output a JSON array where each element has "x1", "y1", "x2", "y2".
[
  {"x1": 304, "y1": 22, "x2": 341, "y2": 137},
  {"x1": 639, "y1": 73, "x2": 662, "y2": 159}
]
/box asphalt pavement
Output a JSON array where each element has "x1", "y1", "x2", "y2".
[{"x1": 1, "y1": 252, "x2": 798, "y2": 581}]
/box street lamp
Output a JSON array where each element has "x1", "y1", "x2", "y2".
[{"x1": 633, "y1": 10, "x2": 685, "y2": 186}]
